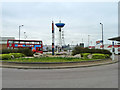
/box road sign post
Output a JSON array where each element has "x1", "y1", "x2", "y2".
[{"x1": 112, "y1": 41, "x2": 115, "y2": 61}]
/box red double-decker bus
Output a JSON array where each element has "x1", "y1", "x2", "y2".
[{"x1": 7, "y1": 39, "x2": 43, "y2": 54}]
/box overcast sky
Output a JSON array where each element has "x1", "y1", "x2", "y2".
[{"x1": 1, "y1": 2, "x2": 118, "y2": 46}]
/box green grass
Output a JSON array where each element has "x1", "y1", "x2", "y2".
[{"x1": 1, "y1": 57, "x2": 97, "y2": 63}]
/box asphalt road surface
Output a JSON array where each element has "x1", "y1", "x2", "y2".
[{"x1": 1, "y1": 63, "x2": 118, "y2": 88}]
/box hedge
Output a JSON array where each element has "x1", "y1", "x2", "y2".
[
  {"x1": 81, "y1": 53, "x2": 91, "y2": 59},
  {"x1": 9, "y1": 53, "x2": 25, "y2": 58},
  {"x1": 0, "y1": 53, "x2": 25, "y2": 60},
  {"x1": 105, "y1": 54, "x2": 110, "y2": 58},
  {"x1": 0, "y1": 54, "x2": 11, "y2": 60},
  {"x1": 72, "y1": 46, "x2": 112, "y2": 55},
  {"x1": 0, "y1": 54, "x2": 1, "y2": 60},
  {"x1": 92, "y1": 54, "x2": 106, "y2": 59},
  {"x1": 2, "y1": 48, "x2": 33, "y2": 56}
]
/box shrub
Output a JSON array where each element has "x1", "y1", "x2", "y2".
[
  {"x1": 0, "y1": 54, "x2": 2, "y2": 60},
  {"x1": 2, "y1": 49, "x2": 12, "y2": 54},
  {"x1": 2, "y1": 48, "x2": 33, "y2": 56},
  {"x1": 92, "y1": 53, "x2": 106, "y2": 59},
  {"x1": 18, "y1": 48, "x2": 33, "y2": 56},
  {"x1": 105, "y1": 54, "x2": 110, "y2": 58},
  {"x1": 9, "y1": 53, "x2": 25, "y2": 58},
  {"x1": 72, "y1": 46, "x2": 112, "y2": 55},
  {"x1": 81, "y1": 53, "x2": 91, "y2": 59},
  {"x1": 1, "y1": 54, "x2": 11, "y2": 60},
  {"x1": 56, "y1": 53, "x2": 62, "y2": 55},
  {"x1": 0, "y1": 53, "x2": 25, "y2": 60}
]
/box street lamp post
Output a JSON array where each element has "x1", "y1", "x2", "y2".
[
  {"x1": 19, "y1": 25, "x2": 24, "y2": 40},
  {"x1": 24, "y1": 32, "x2": 27, "y2": 39},
  {"x1": 100, "y1": 23, "x2": 104, "y2": 49}
]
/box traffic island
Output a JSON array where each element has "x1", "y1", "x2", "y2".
[{"x1": 0, "y1": 58, "x2": 118, "y2": 69}]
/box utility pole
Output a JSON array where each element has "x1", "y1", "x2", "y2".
[
  {"x1": 100, "y1": 23, "x2": 104, "y2": 49},
  {"x1": 19, "y1": 25, "x2": 24, "y2": 40}
]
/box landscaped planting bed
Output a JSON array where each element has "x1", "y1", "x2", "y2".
[
  {"x1": 1, "y1": 57, "x2": 108, "y2": 63},
  {"x1": 0, "y1": 52, "x2": 110, "y2": 63}
]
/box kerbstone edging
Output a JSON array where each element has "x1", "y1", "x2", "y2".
[{"x1": 0, "y1": 59, "x2": 118, "y2": 69}]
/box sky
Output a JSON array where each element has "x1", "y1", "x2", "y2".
[{"x1": 1, "y1": 1, "x2": 118, "y2": 46}]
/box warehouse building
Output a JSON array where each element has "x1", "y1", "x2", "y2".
[{"x1": 0, "y1": 37, "x2": 15, "y2": 50}]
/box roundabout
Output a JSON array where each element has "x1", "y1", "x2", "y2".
[
  {"x1": 1, "y1": 52, "x2": 119, "y2": 88},
  {"x1": 2, "y1": 62, "x2": 118, "y2": 88},
  {"x1": 0, "y1": 56, "x2": 118, "y2": 69}
]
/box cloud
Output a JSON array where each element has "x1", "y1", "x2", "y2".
[{"x1": 2, "y1": 2, "x2": 118, "y2": 46}]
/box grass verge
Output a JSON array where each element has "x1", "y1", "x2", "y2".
[{"x1": 1, "y1": 57, "x2": 99, "y2": 63}]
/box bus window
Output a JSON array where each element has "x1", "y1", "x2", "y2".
[
  {"x1": 14, "y1": 41, "x2": 19, "y2": 43},
  {"x1": 8, "y1": 41, "x2": 13, "y2": 43},
  {"x1": 29, "y1": 42, "x2": 34, "y2": 44},
  {"x1": 20, "y1": 41, "x2": 25, "y2": 44},
  {"x1": 29, "y1": 42, "x2": 32, "y2": 44},
  {"x1": 39, "y1": 42, "x2": 42, "y2": 44},
  {"x1": 26, "y1": 42, "x2": 29, "y2": 44},
  {"x1": 35, "y1": 42, "x2": 39, "y2": 44},
  {"x1": 32, "y1": 42, "x2": 34, "y2": 44}
]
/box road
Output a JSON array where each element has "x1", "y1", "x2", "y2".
[{"x1": 1, "y1": 62, "x2": 118, "y2": 88}]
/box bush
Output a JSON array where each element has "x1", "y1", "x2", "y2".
[
  {"x1": 18, "y1": 48, "x2": 33, "y2": 56},
  {"x1": 2, "y1": 48, "x2": 33, "y2": 56},
  {"x1": 2, "y1": 49, "x2": 13, "y2": 54},
  {"x1": 56, "y1": 53, "x2": 62, "y2": 55},
  {"x1": 0, "y1": 54, "x2": 2, "y2": 60},
  {"x1": 1, "y1": 54, "x2": 11, "y2": 60},
  {"x1": 9, "y1": 53, "x2": 25, "y2": 58},
  {"x1": 0, "y1": 53, "x2": 25, "y2": 60},
  {"x1": 81, "y1": 53, "x2": 91, "y2": 59},
  {"x1": 72, "y1": 46, "x2": 112, "y2": 56},
  {"x1": 105, "y1": 54, "x2": 110, "y2": 58},
  {"x1": 92, "y1": 54, "x2": 106, "y2": 59}
]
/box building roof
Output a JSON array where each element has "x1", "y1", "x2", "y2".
[
  {"x1": 108, "y1": 36, "x2": 120, "y2": 41},
  {"x1": 0, "y1": 37, "x2": 15, "y2": 41},
  {"x1": 8, "y1": 39, "x2": 42, "y2": 42},
  {"x1": 0, "y1": 37, "x2": 15, "y2": 44}
]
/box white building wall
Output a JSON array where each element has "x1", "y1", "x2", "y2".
[
  {"x1": 0, "y1": 37, "x2": 15, "y2": 44},
  {"x1": 95, "y1": 44, "x2": 118, "y2": 54}
]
